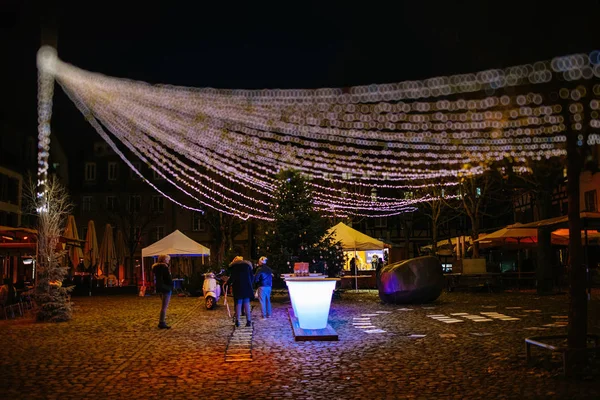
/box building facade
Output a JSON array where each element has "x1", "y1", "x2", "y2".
[{"x1": 70, "y1": 141, "x2": 252, "y2": 284}]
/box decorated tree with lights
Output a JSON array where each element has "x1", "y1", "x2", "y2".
[
  {"x1": 25, "y1": 176, "x2": 74, "y2": 322},
  {"x1": 256, "y1": 169, "x2": 344, "y2": 277},
  {"x1": 450, "y1": 169, "x2": 512, "y2": 259}
]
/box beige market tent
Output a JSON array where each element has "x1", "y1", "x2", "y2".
[
  {"x1": 475, "y1": 219, "x2": 600, "y2": 248},
  {"x1": 140, "y1": 230, "x2": 210, "y2": 288},
  {"x1": 475, "y1": 224, "x2": 539, "y2": 247},
  {"x1": 421, "y1": 235, "x2": 477, "y2": 256},
  {"x1": 326, "y1": 222, "x2": 389, "y2": 292},
  {"x1": 511, "y1": 212, "x2": 600, "y2": 229},
  {"x1": 326, "y1": 222, "x2": 389, "y2": 251}
]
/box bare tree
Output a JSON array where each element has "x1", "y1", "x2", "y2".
[
  {"x1": 451, "y1": 170, "x2": 510, "y2": 258},
  {"x1": 107, "y1": 195, "x2": 160, "y2": 281},
  {"x1": 24, "y1": 175, "x2": 74, "y2": 322},
  {"x1": 202, "y1": 209, "x2": 246, "y2": 267},
  {"x1": 419, "y1": 186, "x2": 461, "y2": 256}
]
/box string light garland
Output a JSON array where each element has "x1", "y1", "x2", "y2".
[{"x1": 36, "y1": 46, "x2": 600, "y2": 219}]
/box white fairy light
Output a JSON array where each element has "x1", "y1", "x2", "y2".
[{"x1": 37, "y1": 47, "x2": 600, "y2": 218}]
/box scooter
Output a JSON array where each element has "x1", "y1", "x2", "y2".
[{"x1": 202, "y1": 271, "x2": 223, "y2": 310}]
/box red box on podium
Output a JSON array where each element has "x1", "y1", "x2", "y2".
[{"x1": 294, "y1": 262, "x2": 309, "y2": 276}]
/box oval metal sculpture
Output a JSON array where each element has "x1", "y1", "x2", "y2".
[{"x1": 377, "y1": 256, "x2": 444, "y2": 304}]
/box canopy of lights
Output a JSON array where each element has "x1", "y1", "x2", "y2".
[{"x1": 36, "y1": 46, "x2": 600, "y2": 220}]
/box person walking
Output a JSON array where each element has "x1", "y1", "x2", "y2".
[
  {"x1": 254, "y1": 256, "x2": 273, "y2": 319},
  {"x1": 153, "y1": 254, "x2": 173, "y2": 329},
  {"x1": 227, "y1": 256, "x2": 254, "y2": 327}
]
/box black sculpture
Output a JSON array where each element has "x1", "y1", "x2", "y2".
[{"x1": 377, "y1": 255, "x2": 443, "y2": 304}]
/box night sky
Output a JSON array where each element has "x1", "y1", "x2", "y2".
[{"x1": 2, "y1": 1, "x2": 600, "y2": 157}]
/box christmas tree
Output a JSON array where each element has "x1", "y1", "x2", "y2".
[{"x1": 256, "y1": 169, "x2": 344, "y2": 277}]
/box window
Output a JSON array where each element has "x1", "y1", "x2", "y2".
[
  {"x1": 106, "y1": 196, "x2": 117, "y2": 211},
  {"x1": 93, "y1": 142, "x2": 109, "y2": 156},
  {"x1": 155, "y1": 226, "x2": 165, "y2": 241},
  {"x1": 129, "y1": 195, "x2": 141, "y2": 212},
  {"x1": 192, "y1": 212, "x2": 206, "y2": 231},
  {"x1": 367, "y1": 217, "x2": 387, "y2": 229},
  {"x1": 82, "y1": 196, "x2": 93, "y2": 212},
  {"x1": 374, "y1": 217, "x2": 387, "y2": 228},
  {"x1": 153, "y1": 169, "x2": 163, "y2": 180},
  {"x1": 152, "y1": 196, "x2": 164, "y2": 213},
  {"x1": 108, "y1": 162, "x2": 118, "y2": 181},
  {"x1": 84, "y1": 163, "x2": 96, "y2": 181},
  {"x1": 585, "y1": 190, "x2": 597, "y2": 212},
  {"x1": 0, "y1": 174, "x2": 19, "y2": 204},
  {"x1": 130, "y1": 162, "x2": 141, "y2": 180}
]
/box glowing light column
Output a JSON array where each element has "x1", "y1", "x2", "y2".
[
  {"x1": 36, "y1": 46, "x2": 58, "y2": 212},
  {"x1": 285, "y1": 277, "x2": 340, "y2": 329}
]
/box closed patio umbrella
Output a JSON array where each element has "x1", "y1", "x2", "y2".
[
  {"x1": 115, "y1": 229, "x2": 127, "y2": 281},
  {"x1": 98, "y1": 224, "x2": 117, "y2": 276},
  {"x1": 63, "y1": 215, "x2": 83, "y2": 273},
  {"x1": 84, "y1": 220, "x2": 99, "y2": 274}
]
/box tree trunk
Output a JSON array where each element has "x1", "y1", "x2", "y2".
[
  {"x1": 227, "y1": 218, "x2": 234, "y2": 253},
  {"x1": 403, "y1": 221, "x2": 411, "y2": 259},
  {"x1": 217, "y1": 213, "x2": 226, "y2": 266},
  {"x1": 127, "y1": 256, "x2": 135, "y2": 286},
  {"x1": 471, "y1": 215, "x2": 480, "y2": 258},
  {"x1": 536, "y1": 226, "x2": 555, "y2": 295},
  {"x1": 567, "y1": 126, "x2": 587, "y2": 369},
  {"x1": 431, "y1": 222, "x2": 438, "y2": 256},
  {"x1": 537, "y1": 190, "x2": 553, "y2": 220}
]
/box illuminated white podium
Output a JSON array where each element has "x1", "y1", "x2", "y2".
[{"x1": 284, "y1": 276, "x2": 340, "y2": 340}]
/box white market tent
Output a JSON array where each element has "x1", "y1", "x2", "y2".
[{"x1": 140, "y1": 230, "x2": 210, "y2": 287}]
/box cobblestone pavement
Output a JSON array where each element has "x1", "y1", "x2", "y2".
[{"x1": 1, "y1": 290, "x2": 599, "y2": 399}]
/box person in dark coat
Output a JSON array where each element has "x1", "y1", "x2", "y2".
[
  {"x1": 227, "y1": 256, "x2": 254, "y2": 327},
  {"x1": 376, "y1": 257, "x2": 384, "y2": 290},
  {"x1": 349, "y1": 257, "x2": 357, "y2": 289},
  {"x1": 254, "y1": 256, "x2": 273, "y2": 319},
  {"x1": 152, "y1": 254, "x2": 173, "y2": 329}
]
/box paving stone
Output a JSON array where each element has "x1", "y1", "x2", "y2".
[{"x1": 0, "y1": 290, "x2": 598, "y2": 399}]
